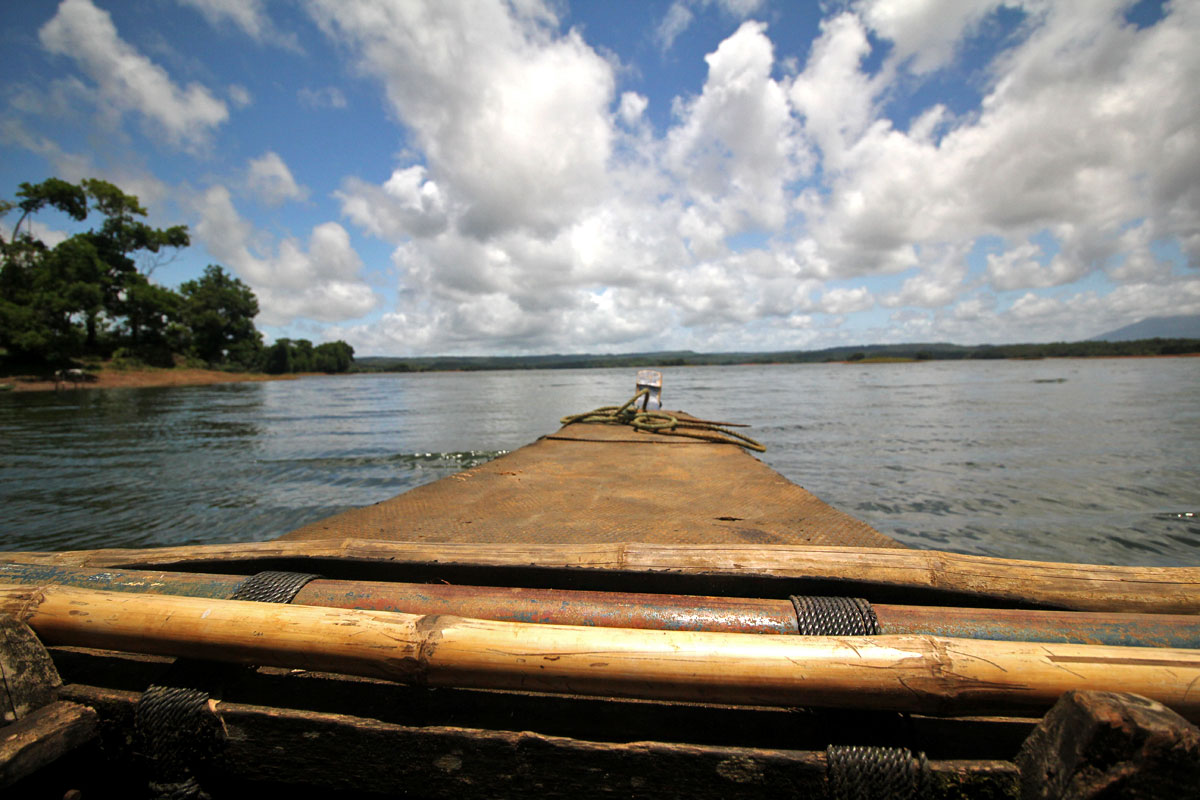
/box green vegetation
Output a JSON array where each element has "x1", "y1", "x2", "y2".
[
  {"x1": 264, "y1": 338, "x2": 355, "y2": 374},
  {"x1": 1, "y1": 178, "x2": 353, "y2": 375}
]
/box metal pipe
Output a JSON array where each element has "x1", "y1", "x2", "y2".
[{"x1": 4, "y1": 561, "x2": 1199, "y2": 647}]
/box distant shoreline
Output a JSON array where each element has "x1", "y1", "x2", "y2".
[{"x1": 4, "y1": 352, "x2": 1197, "y2": 394}]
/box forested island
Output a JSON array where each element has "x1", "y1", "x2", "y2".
[{"x1": 1, "y1": 178, "x2": 353, "y2": 379}]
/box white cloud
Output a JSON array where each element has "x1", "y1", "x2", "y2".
[
  {"x1": 667, "y1": 21, "x2": 804, "y2": 239},
  {"x1": 656, "y1": 3, "x2": 695, "y2": 52},
  {"x1": 882, "y1": 243, "x2": 969, "y2": 307},
  {"x1": 812, "y1": 286, "x2": 875, "y2": 314},
  {"x1": 246, "y1": 151, "x2": 308, "y2": 207},
  {"x1": 193, "y1": 186, "x2": 379, "y2": 324},
  {"x1": 1009, "y1": 291, "x2": 1060, "y2": 320},
  {"x1": 311, "y1": 1, "x2": 1199, "y2": 355},
  {"x1": 297, "y1": 86, "x2": 348, "y2": 109},
  {"x1": 39, "y1": 0, "x2": 228, "y2": 149},
  {"x1": 789, "y1": 13, "x2": 883, "y2": 170},
  {"x1": 337, "y1": 166, "x2": 448, "y2": 240},
  {"x1": 176, "y1": 0, "x2": 301, "y2": 50},
  {"x1": 858, "y1": 0, "x2": 1009, "y2": 74},
  {"x1": 793, "y1": 1, "x2": 1200, "y2": 299},
  {"x1": 308, "y1": 0, "x2": 615, "y2": 239},
  {"x1": 618, "y1": 92, "x2": 648, "y2": 126},
  {"x1": 228, "y1": 84, "x2": 252, "y2": 108}
]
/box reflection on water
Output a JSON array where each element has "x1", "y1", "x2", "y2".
[{"x1": 1, "y1": 359, "x2": 1197, "y2": 565}]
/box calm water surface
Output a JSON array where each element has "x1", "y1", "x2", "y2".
[{"x1": 1, "y1": 360, "x2": 1197, "y2": 565}]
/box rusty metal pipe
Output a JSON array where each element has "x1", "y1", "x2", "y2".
[{"x1": 3, "y1": 561, "x2": 1199, "y2": 647}]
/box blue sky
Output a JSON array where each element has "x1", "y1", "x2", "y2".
[{"x1": 2, "y1": 0, "x2": 1196, "y2": 355}]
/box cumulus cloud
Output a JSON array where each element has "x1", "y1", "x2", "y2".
[
  {"x1": 858, "y1": 0, "x2": 1008, "y2": 74},
  {"x1": 312, "y1": 0, "x2": 1198, "y2": 354},
  {"x1": 336, "y1": 166, "x2": 448, "y2": 240},
  {"x1": 308, "y1": 0, "x2": 616, "y2": 239},
  {"x1": 193, "y1": 186, "x2": 378, "y2": 325},
  {"x1": 668, "y1": 21, "x2": 804, "y2": 240},
  {"x1": 39, "y1": 0, "x2": 228, "y2": 149},
  {"x1": 246, "y1": 151, "x2": 308, "y2": 207},
  {"x1": 793, "y1": 0, "x2": 1199, "y2": 304}
]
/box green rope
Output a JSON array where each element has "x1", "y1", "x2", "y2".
[{"x1": 560, "y1": 390, "x2": 766, "y2": 452}]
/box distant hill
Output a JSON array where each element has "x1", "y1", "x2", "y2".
[{"x1": 1091, "y1": 314, "x2": 1200, "y2": 341}]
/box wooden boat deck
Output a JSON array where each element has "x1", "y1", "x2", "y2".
[{"x1": 282, "y1": 412, "x2": 899, "y2": 548}]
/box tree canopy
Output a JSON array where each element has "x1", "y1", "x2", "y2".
[{"x1": 1, "y1": 177, "x2": 354, "y2": 374}]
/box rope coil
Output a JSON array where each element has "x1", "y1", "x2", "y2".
[
  {"x1": 135, "y1": 571, "x2": 321, "y2": 799},
  {"x1": 826, "y1": 745, "x2": 930, "y2": 800},
  {"x1": 791, "y1": 596, "x2": 881, "y2": 636},
  {"x1": 136, "y1": 684, "x2": 224, "y2": 800},
  {"x1": 560, "y1": 389, "x2": 766, "y2": 452},
  {"x1": 230, "y1": 570, "x2": 320, "y2": 604}
]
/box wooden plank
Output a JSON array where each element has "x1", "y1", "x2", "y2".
[
  {"x1": 61, "y1": 683, "x2": 1020, "y2": 799},
  {"x1": 278, "y1": 418, "x2": 900, "y2": 548},
  {"x1": 0, "y1": 614, "x2": 61, "y2": 722},
  {"x1": 1015, "y1": 691, "x2": 1200, "y2": 799},
  {"x1": 5, "y1": 540, "x2": 1200, "y2": 613},
  {"x1": 49, "y1": 648, "x2": 1037, "y2": 761},
  {"x1": 0, "y1": 701, "x2": 98, "y2": 788},
  {"x1": 5, "y1": 583, "x2": 1200, "y2": 720}
]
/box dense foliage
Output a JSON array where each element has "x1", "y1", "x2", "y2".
[
  {"x1": 1, "y1": 178, "x2": 354, "y2": 374},
  {"x1": 263, "y1": 338, "x2": 355, "y2": 374}
]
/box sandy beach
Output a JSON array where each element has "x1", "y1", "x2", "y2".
[{"x1": 1, "y1": 367, "x2": 306, "y2": 393}]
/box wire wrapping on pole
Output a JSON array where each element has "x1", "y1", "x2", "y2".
[
  {"x1": 560, "y1": 389, "x2": 766, "y2": 452},
  {"x1": 826, "y1": 745, "x2": 930, "y2": 800}
]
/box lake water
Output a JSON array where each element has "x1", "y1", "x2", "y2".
[{"x1": 1, "y1": 359, "x2": 1197, "y2": 565}]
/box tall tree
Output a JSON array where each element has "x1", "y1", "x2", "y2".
[
  {"x1": 1, "y1": 178, "x2": 190, "y2": 364},
  {"x1": 74, "y1": 179, "x2": 189, "y2": 349},
  {"x1": 179, "y1": 265, "x2": 262, "y2": 369}
]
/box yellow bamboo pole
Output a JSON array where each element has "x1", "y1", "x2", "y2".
[
  {"x1": 5, "y1": 540, "x2": 1198, "y2": 613},
  {"x1": 5, "y1": 583, "x2": 1200, "y2": 720}
]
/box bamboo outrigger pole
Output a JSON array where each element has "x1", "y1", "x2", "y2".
[
  {"x1": 4, "y1": 562, "x2": 1200, "y2": 647},
  {"x1": 7, "y1": 540, "x2": 1200, "y2": 613},
  {"x1": 4, "y1": 583, "x2": 1200, "y2": 720}
]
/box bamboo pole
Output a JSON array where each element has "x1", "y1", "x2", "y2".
[
  {"x1": 4, "y1": 583, "x2": 1200, "y2": 720},
  {"x1": 4, "y1": 562, "x2": 1200, "y2": 647},
  {"x1": 5, "y1": 540, "x2": 1199, "y2": 614}
]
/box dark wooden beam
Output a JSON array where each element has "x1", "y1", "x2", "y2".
[{"x1": 1016, "y1": 690, "x2": 1200, "y2": 799}]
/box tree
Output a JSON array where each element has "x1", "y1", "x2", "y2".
[
  {"x1": 10, "y1": 178, "x2": 87, "y2": 241},
  {"x1": 120, "y1": 276, "x2": 184, "y2": 366},
  {"x1": 179, "y1": 265, "x2": 262, "y2": 369},
  {"x1": 74, "y1": 179, "x2": 189, "y2": 349},
  {"x1": 263, "y1": 338, "x2": 294, "y2": 374},
  {"x1": 291, "y1": 339, "x2": 315, "y2": 373},
  {"x1": 314, "y1": 340, "x2": 355, "y2": 373},
  {"x1": 1, "y1": 177, "x2": 190, "y2": 365}
]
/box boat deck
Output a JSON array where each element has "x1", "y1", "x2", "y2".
[{"x1": 281, "y1": 412, "x2": 899, "y2": 548}]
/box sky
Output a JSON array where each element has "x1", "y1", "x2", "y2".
[{"x1": 2, "y1": 0, "x2": 1197, "y2": 356}]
